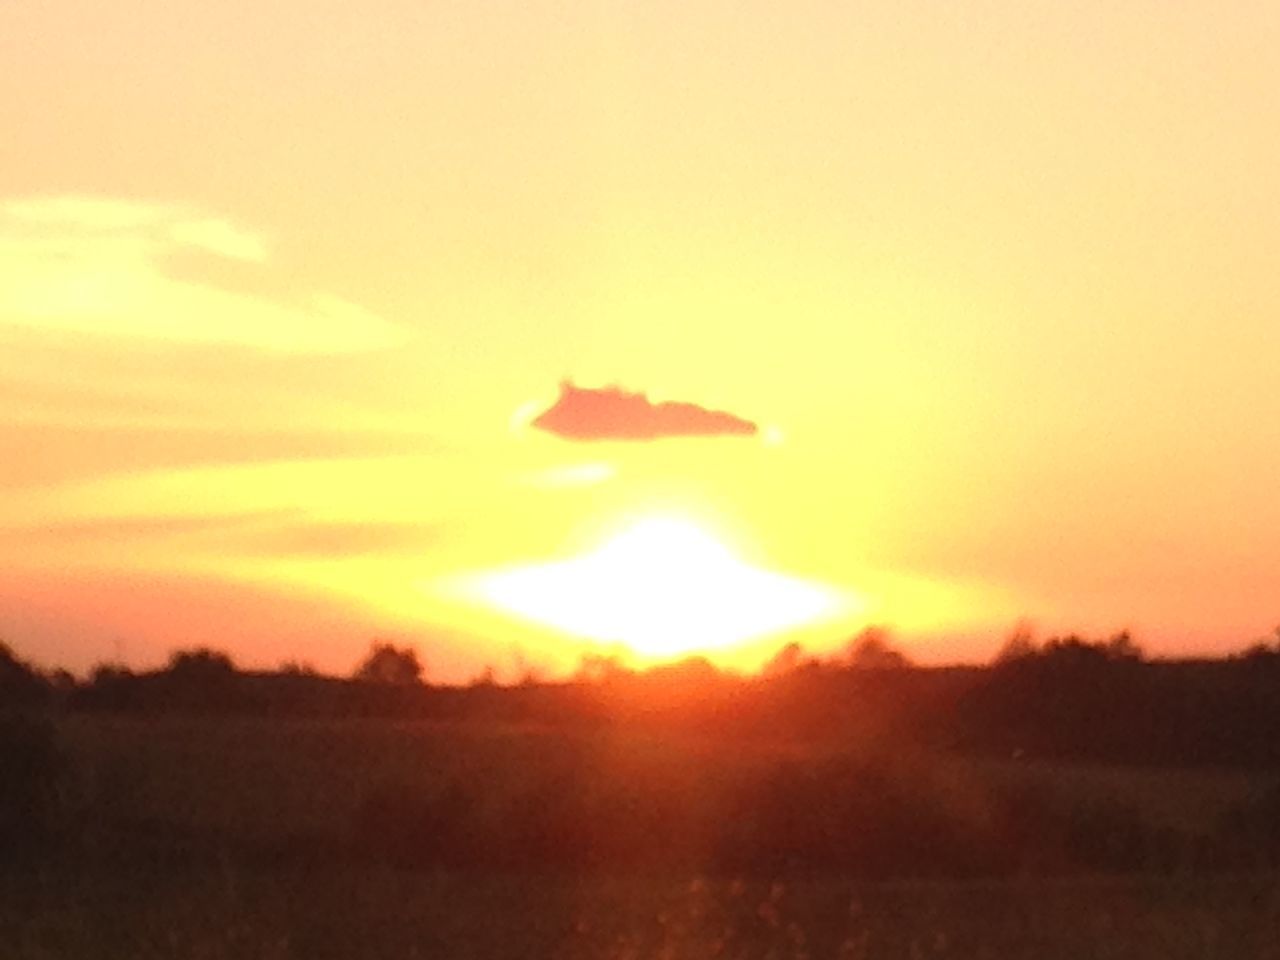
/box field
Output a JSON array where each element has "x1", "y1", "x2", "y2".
[
  {"x1": 7, "y1": 866, "x2": 1280, "y2": 959},
  {"x1": 54, "y1": 715, "x2": 1276, "y2": 868},
  {"x1": 1, "y1": 714, "x2": 1276, "y2": 958}
]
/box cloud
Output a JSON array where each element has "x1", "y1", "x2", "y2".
[
  {"x1": 168, "y1": 217, "x2": 269, "y2": 262},
  {"x1": 518, "y1": 462, "x2": 617, "y2": 489},
  {"x1": 5, "y1": 196, "x2": 171, "y2": 231},
  {"x1": 7, "y1": 508, "x2": 443, "y2": 560},
  {"x1": 531, "y1": 381, "x2": 759, "y2": 441},
  {"x1": 0, "y1": 195, "x2": 407, "y2": 352},
  {"x1": 7, "y1": 510, "x2": 291, "y2": 543},
  {"x1": 0, "y1": 422, "x2": 438, "y2": 489},
  {"x1": 221, "y1": 518, "x2": 443, "y2": 559},
  {"x1": 4, "y1": 195, "x2": 266, "y2": 260}
]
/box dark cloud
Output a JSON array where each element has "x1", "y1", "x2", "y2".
[{"x1": 532, "y1": 381, "x2": 758, "y2": 442}]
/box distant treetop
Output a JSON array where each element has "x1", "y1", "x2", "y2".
[
  {"x1": 353, "y1": 642, "x2": 424, "y2": 685},
  {"x1": 845, "y1": 626, "x2": 912, "y2": 670},
  {"x1": 166, "y1": 648, "x2": 236, "y2": 681}
]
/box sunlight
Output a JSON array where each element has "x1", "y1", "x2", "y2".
[{"x1": 466, "y1": 516, "x2": 846, "y2": 659}]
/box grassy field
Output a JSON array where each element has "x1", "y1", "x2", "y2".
[
  {"x1": 57, "y1": 715, "x2": 1274, "y2": 847},
  {"x1": 5, "y1": 868, "x2": 1280, "y2": 959},
  {"x1": 5, "y1": 714, "x2": 1279, "y2": 957}
]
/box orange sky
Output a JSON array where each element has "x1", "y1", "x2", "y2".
[{"x1": 4, "y1": 1, "x2": 1280, "y2": 680}]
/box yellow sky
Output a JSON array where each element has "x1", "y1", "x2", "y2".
[{"x1": 3, "y1": 1, "x2": 1280, "y2": 679}]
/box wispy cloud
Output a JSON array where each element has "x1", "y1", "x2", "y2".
[
  {"x1": 0, "y1": 196, "x2": 407, "y2": 352},
  {"x1": 6, "y1": 508, "x2": 442, "y2": 560},
  {"x1": 5, "y1": 196, "x2": 174, "y2": 231},
  {"x1": 225, "y1": 519, "x2": 443, "y2": 559},
  {"x1": 5, "y1": 510, "x2": 290, "y2": 543},
  {"x1": 518, "y1": 463, "x2": 617, "y2": 489},
  {"x1": 0, "y1": 422, "x2": 438, "y2": 489},
  {"x1": 532, "y1": 381, "x2": 759, "y2": 442},
  {"x1": 168, "y1": 217, "x2": 269, "y2": 262}
]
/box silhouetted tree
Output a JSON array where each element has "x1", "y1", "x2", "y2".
[
  {"x1": 46, "y1": 668, "x2": 77, "y2": 695},
  {"x1": 994, "y1": 621, "x2": 1038, "y2": 664},
  {"x1": 511, "y1": 648, "x2": 544, "y2": 686},
  {"x1": 0, "y1": 641, "x2": 50, "y2": 706},
  {"x1": 151, "y1": 647, "x2": 244, "y2": 712},
  {"x1": 1234, "y1": 626, "x2": 1280, "y2": 663},
  {"x1": 763, "y1": 641, "x2": 809, "y2": 677},
  {"x1": 644, "y1": 655, "x2": 722, "y2": 685},
  {"x1": 846, "y1": 626, "x2": 911, "y2": 670},
  {"x1": 353, "y1": 642, "x2": 424, "y2": 685},
  {"x1": 90, "y1": 662, "x2": 133, "y2": 685},
  {"x1": 573, "y1": 652, "x2": 632, "y2": 684},
  {"x1": 1039, "y1": 634, "x2": 1106, "y2": 665},
  {"x1": 167, "y1": 647, "x2": 237, "y2": 681},
  {"x1": 1103, "y1": 629, "x2": 1144, "y2": 662}
]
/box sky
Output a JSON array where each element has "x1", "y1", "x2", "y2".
[{"x1": 3, "y1": 0, "x2": 1280, "y2": 680}]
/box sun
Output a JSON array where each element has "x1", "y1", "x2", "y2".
[{"x1": 464, "y1": 516, "x2": 843, "y2": 659}]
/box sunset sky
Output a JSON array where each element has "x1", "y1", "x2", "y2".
[{"x1": 4, "y1": 1, "x2": 1280, "y2": 680}]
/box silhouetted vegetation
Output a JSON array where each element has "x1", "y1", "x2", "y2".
[
  {"x1": 844, "y1": 625, "x2": 913, "y2": 670},
  {"x1": 5, "y1": 629, "x2": 1280, "y2": 957},
  {"x1": 352, "y1": 641, "x2": 425, "y2": 685},
  {"x1": 0, "y1": 642, "x2": 67, "y2": 861},
  {"x1": 5, "y1": 629, "x2": 1280, "y2": 888},
  {"x1": 0, "y1": 641, "x2": 51, "y2": 707},
  {"x1": 37, "y1": 627, "x2": 1280, "y2": 770}
]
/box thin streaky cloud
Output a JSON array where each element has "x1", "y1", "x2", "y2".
[
  {"x1": 4, "y1": 509, "x2": 443, "y2": 560},
  {"x1": 0, "y1": 423, "x2": 439, "y2": 489}
]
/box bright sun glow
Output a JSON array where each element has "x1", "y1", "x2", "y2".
[{"x1": 466, "y1": 517, "x2": 845, "y2": 658}]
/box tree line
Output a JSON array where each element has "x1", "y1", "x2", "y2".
[
  {"x1": 7, "y1": 628, "x2": 1280, "y2": 879},
  {"x1": 6, "y1": 626, "x2": 1280, "y2": 767}
]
